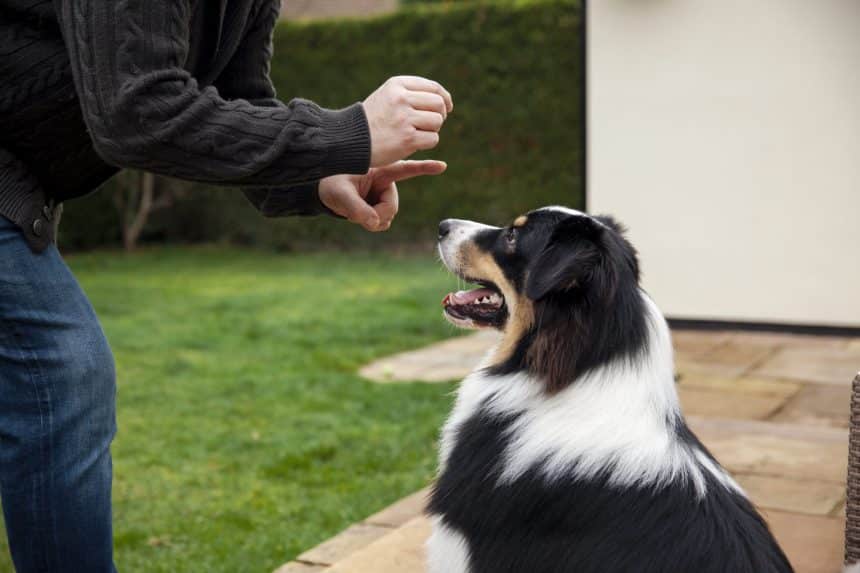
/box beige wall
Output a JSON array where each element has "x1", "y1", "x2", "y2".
[
  {"x1": 280, "y1": 0, "x2": 397, "y2": 20},
  {"x1": 587, "y1": 0, "x2": 860, "y2": 328}
]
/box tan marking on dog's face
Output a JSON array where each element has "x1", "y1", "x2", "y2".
[
  {"x1": 459, "y1": 242, "x2": 534, "y2": 365},
  {"x1": 513, "y1": 215, "x2": 528, "y2": 228}
]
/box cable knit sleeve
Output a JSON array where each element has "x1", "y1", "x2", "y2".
[
  {"x1": 55, "y1": 0, "x2": 371, "y2": 187},
  {"x1": 213, "y1": 0, "x2": 333, "y2": 217},
  {"x1": 215, "y1": 0, "x2": 282, "y2": 107}
]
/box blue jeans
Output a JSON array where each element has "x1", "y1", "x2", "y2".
[{"x1": 0, "y1": 216, "x2": 117, "y2": 572}]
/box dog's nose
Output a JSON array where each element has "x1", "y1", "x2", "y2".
[{"x1": 438, "y1": 220, "x2": 453, "y2": 240}]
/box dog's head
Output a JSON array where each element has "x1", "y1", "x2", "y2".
[{"x1": 438, "y1": 207, "x2": 647, "y2": 392}]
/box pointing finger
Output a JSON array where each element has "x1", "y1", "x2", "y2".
[{"x1": 375, "y1": 160, "x2": 447, "y2": 186}]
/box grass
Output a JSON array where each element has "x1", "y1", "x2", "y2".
[{"x1": 0, "y1": 248, "x2": 463, "y2": 572}]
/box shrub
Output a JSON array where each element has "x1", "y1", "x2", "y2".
[{"x1": 60, "y1": 0, "x2": 583, "y2": 251}]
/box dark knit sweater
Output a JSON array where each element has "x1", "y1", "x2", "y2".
[{"x1": 0, "y1": 0, "x2": 371, "y2": 251}]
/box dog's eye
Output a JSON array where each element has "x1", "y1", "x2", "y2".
[{"x1": 505, "y1": 228, "x2": 517, "y2": 245}]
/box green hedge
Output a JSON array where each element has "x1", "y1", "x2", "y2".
[{"x1": 60, "y1": 0, "x2": 583, "y2": 251}]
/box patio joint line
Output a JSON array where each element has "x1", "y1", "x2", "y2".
[
  {"x1": 740, "y1": 344, "x2": 785, "y2": 377},
  {"x1": 763, "y1": 384, "x2": 806, "y2": 420}
]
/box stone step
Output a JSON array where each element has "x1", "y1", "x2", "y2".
[
  {"x1": 273, "y1": 490, "x2": 431, "y2": 572},
  {"x1": 273, "y1": 563, "x2": 328, "y2": 573},
  {"x1": 296, "y1": 523, "x2": 391, "y2": 568},
  {"x1": 327, "y1": 517, "x2": 430, "y2": 573}
]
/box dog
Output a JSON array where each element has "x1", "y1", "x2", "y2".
[{"x1": 427, "y1": 207, "x2": 793, "y2": 573}]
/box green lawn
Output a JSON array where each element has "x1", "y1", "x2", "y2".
[{"x1": 0, "y1": 248, "x2": 462, "y2": 572}]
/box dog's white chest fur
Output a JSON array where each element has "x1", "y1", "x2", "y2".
[
  {"x1": 427, "y1": 517, "x2": 472, "y2": 573},
  {"x1": 427, "y1": 295, "x2": 742, "y2": 572},
  {"x1": 437, "y1": 297, "x2": 734, "y2": 493}
]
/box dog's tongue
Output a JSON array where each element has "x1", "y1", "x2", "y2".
[{"x1": 442, "y1": 288, "x2": 497, "y2": 307}]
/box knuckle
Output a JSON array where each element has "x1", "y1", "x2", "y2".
[{"x1": 425, "y1": 132, "x2": 440, "y2": 148}]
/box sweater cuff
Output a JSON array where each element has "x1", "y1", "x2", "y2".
[
  {"x1": 243, "y1": 182, "x2": 339, "y2": 218},
  {"x1": 317, "y1": 102, "x2": 371, "y2": 178}
]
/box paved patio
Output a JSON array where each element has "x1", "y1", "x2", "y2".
[{"x1": 277, "y1": 329, "x2": 860, "y2": 573}]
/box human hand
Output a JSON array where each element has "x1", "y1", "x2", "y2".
[
  {"x1": 362, "y1": 76, "x2": 454, "y2": 168},
  {"x1": 318, "y1": 160, "x2": 447, "y2": 232}
]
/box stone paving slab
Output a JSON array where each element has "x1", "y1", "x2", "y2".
[
  {"x1": 689, "y1": 417, "x2": 847, "y2": 483},
  {"x1": 365, "y1": 489, "x2": 429, "y2": 528},
  {"x1": 677, "y1": 374, "x2": 802, "y2": 421},
  {"x1": 297, "y1": 523, "x2": 392, "y2": 567},
  {"x1": 359, "y1": 331, "x2": 499, "y2": 383},
  {"x1": 688, "y1": 415, "x2": 849, "y2": 443},
  {"x1": 678, "y1": 386, "x2": 788, "y2": 420},
  {"x1": 832, "y1": 500, "x2": 847, "y2": 518},
  {"x1": 723, "y1": 331, "x2": 851, "y2": 349},
  {"x1": 677, "y1": 373, "x2": 802, "y2": 397},
  {"x1": 771, "y1": 384, "x2": 851, "y2": 429},
  {"x1": 751, "y1": 345, "x2": 860, "y2": 385},
  {"x1": 327, "y1": 517, "x2": 430, "y2": 573},
  {"x1": 736, "y1": 474, "x2": 844, "y2": 516},
  {"x1": 670, "y1": 329, "x2": 731, "y2": 354},
  {"x1": 676, "y1": 339, "x2": 777, "y2": 377},
  {"x1": 765, "y1": 510, "x2": 844, "y2": 573}
]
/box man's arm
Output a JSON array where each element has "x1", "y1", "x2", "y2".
[
  {"x1": 214, "y1": 1, "x2": 330, "y2": 217},
  {"x1": 209, "y1": 1, "x2": 455, "y2": 227},
  {"x1": 56, "y1": 0, "x2": 370, "y2": 187},
  {"x1": 215, "y1": 1, "x2": 284, "y2": 108}
]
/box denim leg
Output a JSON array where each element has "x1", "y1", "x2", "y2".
[{"x1": 0, "y1": 217, "x2": 117, "y2": 573}]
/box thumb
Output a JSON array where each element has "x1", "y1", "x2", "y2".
[
  {"x1": 375, "y1": 160, "x2": 447, "y2": 187},
  {"x1": 334, "y1": 189, "x2": 380, "y2": 231}
]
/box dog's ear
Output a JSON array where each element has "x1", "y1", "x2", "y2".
[
  {"x1": 525, "y1": 217, "x2": 606, "y2": 301},
  {"x1": 592, "y1": 214, "x2": 626, "y2": 235}
]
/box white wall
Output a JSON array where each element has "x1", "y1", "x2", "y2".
[{"x1": 587, "y1": 0, "x2": 860, "y2": 328}]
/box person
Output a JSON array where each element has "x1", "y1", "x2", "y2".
[{"x1": 0, "y1": 0, "x2": 453, "y2": 571}]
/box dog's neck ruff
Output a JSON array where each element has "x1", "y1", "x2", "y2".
[{"x1": 440, "y1": 292, "x2": 739, "y2": 498}]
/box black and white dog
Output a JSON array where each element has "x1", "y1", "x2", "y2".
[{"x1": 428, "y1": 207, "x2": 792, "y2": 573}]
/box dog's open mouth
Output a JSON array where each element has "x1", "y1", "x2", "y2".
[{"x1": 442, "y1": 284, "x2": 507, "y2": 329}]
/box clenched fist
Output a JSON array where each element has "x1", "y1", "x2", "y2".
[{"x1": 362, "y1": 76, "x2": 454, "y2": 167}]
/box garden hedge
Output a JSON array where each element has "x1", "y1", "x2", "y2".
[{"x1": 59, "y1": 0, "x2": 583, "y2": 251}]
